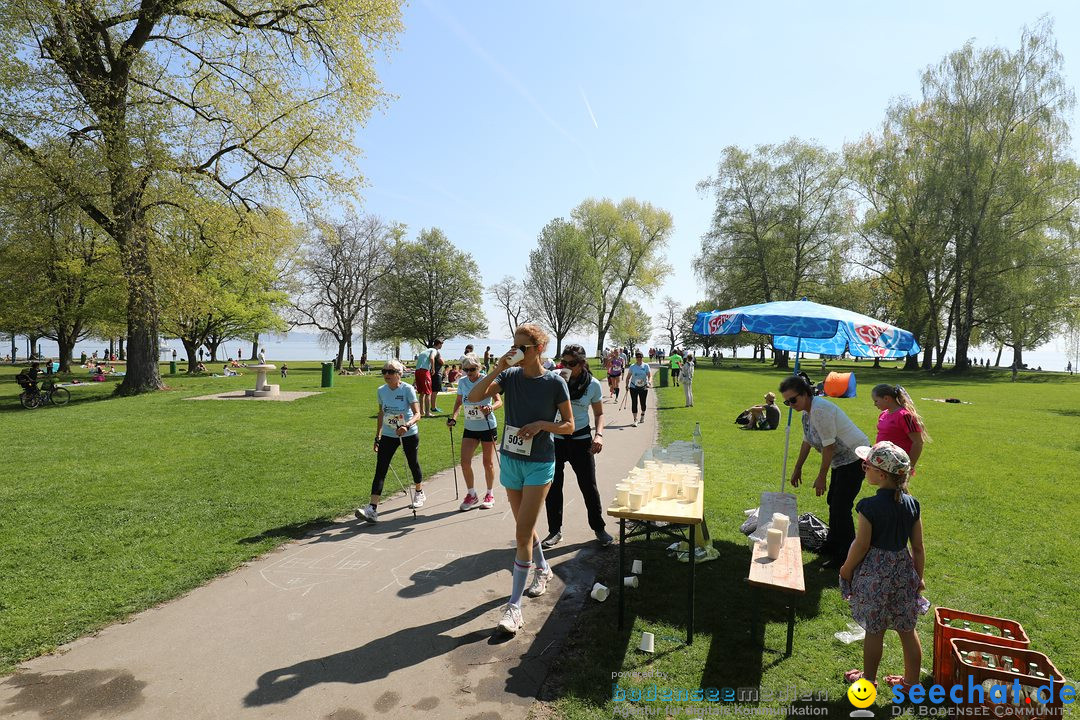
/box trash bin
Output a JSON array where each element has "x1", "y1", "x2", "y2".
[
  {"x1": 659, "y1": 366, "x2": 669, "y2": 387},
  {"x1": 169, "y1": 360, "x2": 177, "y2": 375},
  {"x1": 321, "y1": 362, "x2": 334, "y2": 388}
]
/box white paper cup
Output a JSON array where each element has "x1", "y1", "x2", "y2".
[
  {"x1": 766, "y1": 528, "x2": 783, "y2": 559},
  {"x1": 640, "y1": 631, "x2": 655, "y2": 653},
  {"x1": 628, "y1": 491, "x2": 644, "y2": 511},
  {"x1": 615, "y1": 484, "x2": 631, "y2": 507},
  {"x1": 631, "y1": 559, "x2": 643, "y2": 575},
  {"x1": 590, "y1": 582, "x2": 609, "y2": 602},
  {"x1": 506, "y1": 348, "x2": 525, "y2": 366},
  {"x1": 624, "y1": 575, "x2": 639, "y2": 588},
  {"x1": 683, "y1": 481, "x2": 701, "y2": 502}
]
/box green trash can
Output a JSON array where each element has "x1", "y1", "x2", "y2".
[
  {"x1": 321, "y1": 362, "x2": 334, "y2": 388},
  {"x1": 169, "y1": 360, "x2": 177, "y2": 375},
  {"x1": 659, "y1": 366, "x2": 669, "y2": 388}
]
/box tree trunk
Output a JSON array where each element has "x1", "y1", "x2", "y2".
[
  {"x1": 1011, "y1": 345, "x2": 1023, "y2": 370},
  {"x1": 873, "y1": 357, "x2": 881, "y2": 369},
  {"x1": 554, "y1": 334, "x2": 564, "y2": 357},
  {"x1": 361, "y1": 306, "x2": 370, "y2": 360},
  {"x1": 994, "y1": 345, "x2": 1003, "y2": 367},
  {"x1": 206, "y1": 339, "x2": 221, "y2": 363},
  {"x1": 905, "y1": 352, "x2": 921, "y2": 371},
  {"x1": 9, "y1": 334, "x2": 15, "y2": 360},
  {"x1": 182, "y1": 338, "x2": 200, "y2": 372},
  {"x1": 773, "y1": 347, "x2": 790, "y2": 370},
  {"x1": 57, "y1": 324, "x2": 79, "y2": 373},
  {"x1": 116, "y1": 227, "x2": 164, "y2": 393},
  {"x1": 28, "y1": 334, "x2": 39, "y2": 359},
  {"x1": 335, "y1": 338, "x2": 347, "y2": 370},
  {"x1": 251, "y1": 334, "x2": 259, "y2": 361},
  {"x1": 118, "y1": 335, "x2": 125, "y2": 361},
  {"x1": 347, "y1": 337, "x2": 354, "y2": 366}
]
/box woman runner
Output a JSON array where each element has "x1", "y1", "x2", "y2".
[
  {"x1": 468, "y1": 324, "x2": 573, "y2": 635},
  {"x1": 355, "y1": 360, "x2": 426, "y2": 523},
  {"x1": 449, "y1": 356, "x2": 502, "y2": 511},
  {"x1": 624, "y1": 351, "x2": 653, "y2": 426}
]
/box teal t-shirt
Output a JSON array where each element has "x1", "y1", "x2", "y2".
[
  {"x1": 494, "y1": 367, "x2": 570, "y2": 462},
  {"x1": 415, "y1": 349, "x2": 434, "y2": 371},
  {"x1": 627, "y1": 363, "x2": 651, "y2": 387},
  {"x1": 555, "y1": 376, "x2": 603, "y2": 440},
  {"x1": 456, "y1": 375, "x2": 497, "y2": 432},
  {"x1": 377, "y1": 382, "x2": 419, "y2": 438}
]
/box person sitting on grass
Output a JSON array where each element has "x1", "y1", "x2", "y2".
[
  {"x1": 840, "y1": 441, "x2": 925, "y2": 691},
  {"x1": 195, "y1": 362, "x2": 207, "y2": 373},
  {"x1": 741, "y1": 392, "x2": 780, "y2": 430},
  {"x1": 447, "y1": 364, "x2": 462, "y2": 386},
  {"x1": 223, "y1": 364, "x2": 240, "y2": 377}
]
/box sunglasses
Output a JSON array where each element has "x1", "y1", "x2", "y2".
[
  {"x1": 381, "y1": 369, "x2": 399, "y2": 375},
  {"x1": 561, "y1": 358, "x2": 579, "y2": 367},
  {"x1": 782, "y1": 396, "x2": 799, "y2": 406},
  {"x1": 512, "y1": 344, "x2": 536, "y2": 353},
  {"x1": 464, "y1": 366, "x2": 479, "y2": 372}
]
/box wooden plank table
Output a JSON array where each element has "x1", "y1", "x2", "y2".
[
  {"x1": 607, "y1": 491, "x2": 705, "y2": 645},
  {"x1": 747, "y1": 494, "x2": 805, "y2": 656}
]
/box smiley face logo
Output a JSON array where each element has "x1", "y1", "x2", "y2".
[{"x1": 847, "y1": 678, "x2": 877, "y2": 708}]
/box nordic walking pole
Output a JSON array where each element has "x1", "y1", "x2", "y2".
[
  {"x1": 619, "y1": 382, "x2": 629, "y2": 413},
  {"x1": 447, "y1": 421, "x2": 460, "y2": 500},
  {"x1": 387, "y1": 455, "x2": 416, "y2": 518}
]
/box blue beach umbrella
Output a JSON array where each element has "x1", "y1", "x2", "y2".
[{"x1": 693, "y1": 299, "x2": 921, "y2": 491}]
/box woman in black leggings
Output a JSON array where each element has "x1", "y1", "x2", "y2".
[
  {"x1": 355, "y1": 359, "x2": 426, "y2": 523},
  {"x1": 623, "y1": 351, "x2": 653, "y2": 426}
]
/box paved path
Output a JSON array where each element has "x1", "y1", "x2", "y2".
[{"x1": 1, "y1": 393, "x2": 658, "y2": 720}]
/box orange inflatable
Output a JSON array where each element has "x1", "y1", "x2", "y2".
[{"x1": 823, "y1": 371, "x2": 857, "y2": 398}]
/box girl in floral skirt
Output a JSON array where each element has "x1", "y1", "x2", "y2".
[{"x1": 840, "y1": 441, "x2": 926, "y2": 689}]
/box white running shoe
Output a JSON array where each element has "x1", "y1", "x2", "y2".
[
  {"x1": 525, "y1": 567, "x2": 554, "y2": 597},
  {"x1": 355, "y1": 505, "x2": 378, "y2": 523},
  {"x1": 459, "y1": 492, "x2": 479, "y2": 512},
  {"x1": 411, "y1": 489, "x2": 426, "y2": 508},
  {"x1": 480, "y1": 491, "x2": 495, "y2": 509},
  {"x1": 631, "y1": 417, "x2": 638, "y2": 427},
  {"x1": 497, "y1": 603, "x2": 524, "y2": 634}
]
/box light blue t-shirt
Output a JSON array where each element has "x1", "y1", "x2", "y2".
[
  {"x1": 456, "y1": 375, "x2": 497, "y2": 432},
  {"x1": 415, "y1": 348, "x2": 434, "y2": 371},
  {"x1": 555, "y1": 377, "x2": 603, "y2": 441},
  {"x1": 627, "y1": 363, "x2": 651, "y2": 387},
  {"x1": 377, "y1": 382, "x2": 419, "y2": 438}
]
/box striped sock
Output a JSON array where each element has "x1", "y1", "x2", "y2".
[
  {"x1": 532, "y1": 538, "x2": 549, "y2": 572},
  {"x1": 509, "y1": 560, "x2": 531, "y2": 607}
]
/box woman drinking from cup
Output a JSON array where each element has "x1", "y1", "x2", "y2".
[
  {"x1": 355, "y1": 359, "x2": 426, "y2": 523},
  {"x1": 468, "y1": 324, "x2": 573, "y2": 635},
  {"x1": 448, "y1": 356, "x2": 502, "y2": 511}
]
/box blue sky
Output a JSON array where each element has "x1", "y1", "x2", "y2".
[{"x1": 351, "y1": 1, "x2": 1080, "y2": 342}]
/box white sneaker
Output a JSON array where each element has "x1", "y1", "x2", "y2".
[
  {"x1": 480, "y1": 491, "x2": 495, "y2": 509},
  {"x1": 355, "y1": 505, "x2": 378, "y2": 523},
  {"x1": 411, "y1": 489, "x2": 426, "y2": 508},
  {"x1": 459, "y1": 492, "x2": 479, "y2": 512},
  {"x1": 497, "y1": 603, "x2": 524, "y2": 634},
  {"x1": 631, "y1": 417, "x2": 638, "y2": 427},
  {"x1": 525, "y1": 567, "x2": 554, "y2": 597}
]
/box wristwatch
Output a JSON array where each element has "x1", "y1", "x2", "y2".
[{"x1": 595, "y1": 432, "x2": 603, "y2": 438}]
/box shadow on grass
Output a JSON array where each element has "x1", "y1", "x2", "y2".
[
  {"x1": 1048, "y1": 408, "x2": 1080, "y2": 418},
  {"x1": 0, "y1": 388, "x2": 120, "y2": 414}
]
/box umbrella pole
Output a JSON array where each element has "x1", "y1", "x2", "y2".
[{"x1": 779, "y1": 336, "x2": 803, "y2": 493}]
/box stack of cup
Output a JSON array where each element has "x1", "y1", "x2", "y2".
[
  {"x1": 766, "y1": 528, "x2": 783, "y2": 559},
  {"x1": 771, "y1": 513, "x2": 790, "y2": 546},
  {"x1": 615, "y1": 483, "x2": 631, "y2": 509}
]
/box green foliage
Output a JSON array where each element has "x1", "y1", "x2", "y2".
[
  {"x1": 609, "y1": 299, "x2": 652, "y2": 353},
  {"x1": 524, "y1": 218, "x2": 597, "y2": 355},
  {"x1": 370, "y1": 228, "x2": 488, "y2": 349},
  {"x1": 572, "y1": 198, "x2": 674, "y2": 355}
]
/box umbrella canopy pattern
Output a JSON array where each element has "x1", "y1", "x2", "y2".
[{"x1": 693, "y1": 300, "x2": 920, "y2": 359}]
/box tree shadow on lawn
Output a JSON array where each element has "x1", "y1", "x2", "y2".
[{"x1": 0, "y1": 388, "x2": 119, "y2": 414}]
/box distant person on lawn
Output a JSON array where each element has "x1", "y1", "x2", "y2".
[
  {"x1": 414, "y1": 342, "x2": 438, "y2": 417},
  {"x1": 669, "y1": 349, "x2": 683, "y2": 386},
  {"x1": 780, "y1": 374, "x2": 869, "y2": 568},
  {"x1": 742, "y1": 392, "x2": 780, "y2": 430},
  {"x1": 871, "y1": 384, "x2": 930, "y2": 475}
]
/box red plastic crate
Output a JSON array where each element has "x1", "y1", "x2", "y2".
[
  {"x1": 948, "y1": 638, "x2": 1065, "y2": 718},
  {"x1": 934, "y1": 607, "x2": 1030, "y2": 686}
]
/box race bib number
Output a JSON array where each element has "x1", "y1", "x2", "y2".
[
  {"x1": 501, "y1": 424, "x2": 534, "y2": 456},
  {"x1": 383, "y1": 413, "x2": 406, "y2": 434},
  {"x1": 633, "y1": 376, "x2": 647, "y2": 388},
  {"x1": 465, "y1": 405, "x2": 484, "y2": 421}
]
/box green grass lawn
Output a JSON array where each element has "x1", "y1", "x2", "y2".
[
  {"x1": 546, "y1": 360, "x2": 1080, "y2": 719},
  {"x1": 0, "y1": 362, "x2": 469, "y2": 674}
]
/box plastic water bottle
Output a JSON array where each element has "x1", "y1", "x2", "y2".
[{"x1": 692, "y1": 422, "x2": 702, "y2": 447}]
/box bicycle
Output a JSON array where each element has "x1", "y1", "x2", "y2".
[{"x1": 19, "y1": 378, "x2": 71, "y2": 409}]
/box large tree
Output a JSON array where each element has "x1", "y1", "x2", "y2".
[
  {"x1": 572, "y1": 198, "x2": 673, "y2": 357},
  {"x1": 523, "y1": 219, "x2": 596, "y2": 356},
  {"x1": 0, "y1": 0, "x2": 403, "y2": 393},
  {"x1": 918, "y1": 21, "x2": 1080, "y2": 370},
  {"x1": 655, "y1": 296, "x2": 685, "y2": 355},
  {"x1": 488, "y1": 276, "x2": 526, "y2": 338},
  {"x1": 608, "y1": 299, "x2": 652, "y2": 356},
  {"x1": 697, "y1": 139, "x2": 852, "y2": 367},
  {"x1": 370, "y1": 228, "x2": 488, "y2": 351},
  {"x1": 292, "y1": 214, "x2": 397, "y2": 369}
]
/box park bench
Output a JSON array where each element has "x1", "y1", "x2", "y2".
[{"x1": 746, "y1": 491, "x2": 805, "y2": 656}]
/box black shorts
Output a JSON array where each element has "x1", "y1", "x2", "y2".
[{"x1": 462, "y1": 427, "x2": 498, "y2": 442}]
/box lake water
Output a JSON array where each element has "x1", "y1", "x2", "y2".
[{"x1": 12, "y1": 331, "x2": 1078, "y2": 372}]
